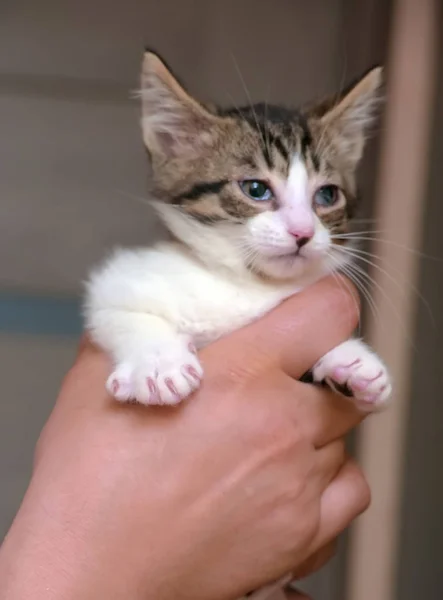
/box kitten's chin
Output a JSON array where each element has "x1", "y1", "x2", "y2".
[{"x1": 252, "y1": 253, "x2": 330, "y2": 282}]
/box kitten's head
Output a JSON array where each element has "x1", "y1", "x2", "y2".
[{"x1": 140, "y1": 50, "x2": 382, "y2": 280}]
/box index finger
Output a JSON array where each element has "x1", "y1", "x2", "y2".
[{"x1": 292, "y1": 382, "x2": 363, "y2": 447}]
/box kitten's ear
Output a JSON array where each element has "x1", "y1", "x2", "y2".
[
  {"x1": 313, "y1": 66, "x2": 383, "y2": 166},
  {"x1": 140, "y1": 51, "x2": 216, "y2": 159}
]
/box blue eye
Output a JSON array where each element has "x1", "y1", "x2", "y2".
[
  {"x1": 239, "y1": 180, "x2": 273, "y2": 201},
  {"x1": 314, "y1": 185, "x2": 340, "y2": 207}
]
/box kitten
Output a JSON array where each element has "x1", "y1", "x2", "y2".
[
  {"x1": 85, "y1": 49, "x2": 391, "y2": 600},
  {"x1": 85, "y1": 50, "x2": 391, "y2": 413}
]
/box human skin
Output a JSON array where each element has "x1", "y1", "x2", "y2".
[{"x1": 0, "y1": 276, "x2": 369, "y2": 600}]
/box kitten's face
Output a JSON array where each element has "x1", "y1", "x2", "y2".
[{"x1": 140, "y1": 52, "x2": 382, "y2": 280}]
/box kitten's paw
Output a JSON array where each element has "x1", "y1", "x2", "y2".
[
  {"x1": 107, "y1": 341, "x2": 203, "y2": 406},
  {"x1": 312, "y1": 339, "x2": 392, "y2": 412},
  {"x1": 107, "y1": 362, "x2": 137, "y2": 402}
]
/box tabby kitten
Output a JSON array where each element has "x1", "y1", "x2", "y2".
[{"x1": 84, "y1": 51, "x2": 391, "y2": 413}]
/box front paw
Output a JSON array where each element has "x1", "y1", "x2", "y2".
[
  {"x1": 107, "y1": 341, "x2": 203, "y2": 406},
  {"x1": 312, "y1": 339, "x2": 392, "y2": 412}
]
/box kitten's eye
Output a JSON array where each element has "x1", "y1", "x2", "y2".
[
  {"x1": 314, "y1": 185, "x2": 340, "y2": 207},
  {"x1": 239, "y1": 180, "x2": 273, "y2": 201}
]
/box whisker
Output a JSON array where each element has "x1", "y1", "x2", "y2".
[
  {"x1": 115, "y1": 188, "x2": 153, "y2": 207},
  {"x1": 332, "y1": 230, "x2": 390, "y2": 238},
  {"x1": 316, "y1": 60, "x2": 349, "y2": 153},
  {"x1": 263, "y1": 83, "x2": 272, "y2": 165},
  {"x1": 329, "y1": 252, "x2": 379, "y2": 330},
  {"x1": 229, "y1": 52, "x2": 268, "y2": 155},
  {"x1": 335, "y1": 245, "x2": 435, "y2": 324},
  {"x1": 334, "y1": 235, "x2": 443, "y2": 262},
  {"x1": 223, "y1": 90, "x2": 249, "y2": 122},
  {"x1": 344, "y1": 266, "x2": 380, "y2": 332},
  {"x1": 342, "y1": 262, "x2": 382, "y2": 333},
  {"x1": 340, "y1": 254, "x2": 389, "y2": 326},
  {"x1": 342, "y1": 257, "x2": 417, "y2": 352},
  {"x1": 326, "y1": 254, "x2": 363, "y2": 335}
]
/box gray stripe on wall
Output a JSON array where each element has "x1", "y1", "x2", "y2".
[{"x1": 0, "y1": 294, "x2": 82, "y2": 336}]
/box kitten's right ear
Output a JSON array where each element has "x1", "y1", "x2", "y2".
[
  {"x1": 311, "y1": 66, "x2": 383, "y2": 167},
  {"x1": 140, "y1": 51, "x2": 216, "y2": 159}
]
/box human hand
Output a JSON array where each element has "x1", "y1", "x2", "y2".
[{"x1": 0, "y1": 276, "x2": 369, "y2": 600}]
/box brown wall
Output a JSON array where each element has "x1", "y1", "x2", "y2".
[{"x1": 0, "y1": 0, "x2": 388, "y2": 295}]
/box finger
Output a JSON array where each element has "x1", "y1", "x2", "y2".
[
  {"x1": 280, "y1": 381, "x2": 364, "y2": 447},
  {"x1": 277, "y1": 277, "x2": 360, "y2": 379},
  {"x1": 314, "y1": 439, "x2": 346, "y2": 489},
  {"x1": 201, "y1": 275, "x2": 360, "y2": 382},
  {"x1": 310, "y1": 458, "x2": 371, "y2": 552}
]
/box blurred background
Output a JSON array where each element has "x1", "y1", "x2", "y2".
[{"x1": 0, "y1": 1, "x2": 441, "y2": 599}]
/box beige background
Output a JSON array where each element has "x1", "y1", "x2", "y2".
[
  {"x1": 7, "y1": 3, "x2": 436, "y2": 600},
  {"x1": 0, "y1": 0, "x2": 365, "y2": 296}
]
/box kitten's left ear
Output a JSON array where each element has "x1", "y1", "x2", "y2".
[
  {"x1": 314, "y1": 66, "x2": 383, "y2": 166},
  {"x1": 140, "y1": 50, "x2": 217, "y2": 159}
]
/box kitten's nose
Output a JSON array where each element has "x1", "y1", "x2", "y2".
[
  {"x1": 287, "y1": 228, "x2": 313, "y2": 248},
  {"x1": 296, "y1": 235, "x2": 311, "y2": 248}
]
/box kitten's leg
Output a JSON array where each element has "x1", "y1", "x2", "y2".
[
  {"x1": 312, "y1": 339, "x2": 392, "y2": 412},
  {"x1": 90, "y1": 310, "x2": 203, "y2": 406}
]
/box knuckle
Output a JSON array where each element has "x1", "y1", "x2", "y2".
[{"x1": 251, "y1": 404, "x2": 307, "y2": 449}]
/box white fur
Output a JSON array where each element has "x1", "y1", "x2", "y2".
[
  {"x1": 313, "y1": 339, "x2": 392, "y2": 411},
  {"x1": 244, "y1": 156, "x2": 333, "y2": 279},
  {"x1": 281, "y1": 155, "x2": 315, "y2": 238},
  {"x1": 84, "y1": 155, "x2": 391, "y2": 409},
  {"x1": 85, "y1": 242, "x2": 311, "y2": 404}
]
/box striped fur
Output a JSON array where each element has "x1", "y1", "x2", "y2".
[{"x1": 140, "y1": 51, "x2": 382, "y2": 275}]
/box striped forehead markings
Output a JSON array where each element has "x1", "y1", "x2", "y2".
[{"x1": 173, "y1": 179, "x2": 229, "y2": 203}]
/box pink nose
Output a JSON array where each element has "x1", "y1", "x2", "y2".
[
  {"x1": 288, "y1": 228, "x2": 314, "y2": 248},
  {"x1": 295, "y1": 235, "x2": 311, "y2": 248}
]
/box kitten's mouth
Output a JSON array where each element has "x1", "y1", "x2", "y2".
[{"x1": 274, "y1": 248, "x2": 305, "y2": 260}]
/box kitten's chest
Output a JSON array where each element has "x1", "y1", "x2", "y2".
[{"x1": 172, "y1": 274, "x2": 295, "y2": 347}]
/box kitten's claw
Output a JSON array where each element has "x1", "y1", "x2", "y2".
[
  {"x1": 312, "y1": 339, "x2": 392, "y2": 412},
  {"x1": 107, "y1": 343, "x2": 203, "y2": 406},
  {"x1": 107, "y1": 363, "x2": 136, "y2": 402}
]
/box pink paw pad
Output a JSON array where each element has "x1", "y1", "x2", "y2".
[
  {"x1": 351, "y1": 370, "x2": 383, "y2": 391},
  {"x1": 332, "y1": 359, "x2": 362, "y2": 383},
  {"x1": 352, "y1": 379, "x2": 370, "y2": 392},
  {"x1": 332, "y1": 367, "x2": 349, "y2": 382}
]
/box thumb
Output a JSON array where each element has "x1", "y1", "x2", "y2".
[{"x1": 202, "y1": 275, "x2": 360, "y2": 381}]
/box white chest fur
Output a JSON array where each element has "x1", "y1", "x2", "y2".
[
  {"x1": 85, "y1": 242, "x2": 314, "y2": 348},
  {"x1": 84, "y1": 241, "x2": 336, "y2": 406}
]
